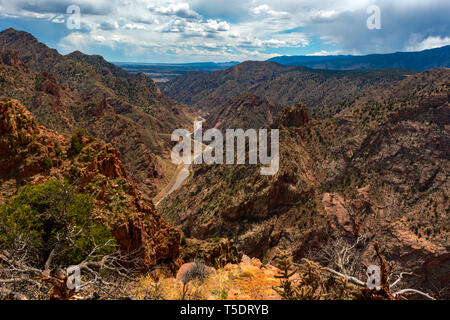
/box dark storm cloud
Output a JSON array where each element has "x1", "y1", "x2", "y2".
[
  {"x1": 309, "y1": 0, "x2": 450, "y2": 53},
  {"x1": 5, "y1": 0, "x2": 115, "y2": 16}
]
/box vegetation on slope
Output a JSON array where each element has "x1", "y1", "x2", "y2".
[
  {"x1": 160, "y1": 68, "x2": 450, "y2": 297},
  {"x1": 0, "y1": 28, "x2": 197, "y2": 196}
]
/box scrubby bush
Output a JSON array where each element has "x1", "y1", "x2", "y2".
[
  {"x1": 180, "y1": 261, "x2": 208, "y2": 299},
  {"x1": 54, "y1": 146, "x2": 62, "y2": 156},
  {"x1": 43, "y1": 157, "x2": 53, "y2": 170},
  {"x1": 0, "y1": 180, "x2": 115, "y2": 267},
  {"x1": 67, "y1": 129, "x2": 85, "y2": 158}
]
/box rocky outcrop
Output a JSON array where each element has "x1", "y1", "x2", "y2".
[
  {"x1": 181, "y1": 238, "x2": 240, "y2": 268},
  {"x1": 0, "y1": 99, "x2": 38, "y2": 154},
  {"x1": 274, "y1": 102, "x2": 310, "y2": 128},
  {"x1": 35, "y1": 72, "x2": 60, "y2": 98},
  {"x1": 1, "y1": 50, "x2": 25, "y2": 68},
  {"x1": 0, "y1": 99, "x2": 182, "y2": 271},
  {"x1": 205, "y1": 94, "x2": 281, "y2": 130},
  {"x1": 84, "y1": 145, "x2": 128, "y2": 181},
  {"x1": 322, "y1": 193, "x2": 355, "y2": 235}
]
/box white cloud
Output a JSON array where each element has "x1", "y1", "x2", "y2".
[
  {"x1": 307, "y1": 50, "x2": 345, "y2": 56},
  {"x1": 1, "y1": 0, "x2": 449, "y2": 61},
  {"x1": 204, "y1": 19, "x2": 230, "y2": 32},
  {"x1": 150, "y1": 2, "x2": 201, "y2": 19},
  {"x1": 161, "y1": 18, "x2": 229, "y2": 35},
  {"x1": 250, "y1": 4, "x2": 288, "y2": 17},
  {"x1": 123, "y1": 23, "x2": 146, "y2": 30},
  {"x1": 406, "y1": 35, "x2": 450, "y2": 52}
]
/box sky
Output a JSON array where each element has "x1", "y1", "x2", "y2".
[{"x1": 0, "y1": 0, "x2": 449, "y2": 63}]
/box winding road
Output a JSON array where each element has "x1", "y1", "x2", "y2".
[{"x1": 154, "y1": 120, "x2": 207, "y2": 207}]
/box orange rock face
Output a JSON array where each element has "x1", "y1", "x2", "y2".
[
  {"x1": 0, "y1": 99, "x2": 182, "y2": 272},
  {"x1": 322, "y1": 193, "x2": 354, "y2": 234},
  {"x1": 0, "y1": 99, "x2": 38, "y2": 153}
]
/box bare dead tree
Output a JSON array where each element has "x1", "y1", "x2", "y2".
[
  {"x1": 75, "y1": 245, "x2": 144, "y2": 299},
  {"x1": 0, "y1": 232, "x2": 144, "y2": 300},
  {"x1": 179, "y1": 261, "x2": 208, "y2": 300},
  {"x1": 307, "y1": 236, "x2": 366, "y2": 280},
  {"x1": 305, "y1": 240, "x2": 436, "y2": 300},
  {"x1": 0, "y1": 233, "x2": 46, "y2": 300}
]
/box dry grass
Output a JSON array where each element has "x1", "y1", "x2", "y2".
[{"x1": 131, "y1": 260, "x2": 281, "y2": 300}]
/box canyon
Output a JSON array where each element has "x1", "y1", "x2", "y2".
[{"x1": 0, "y1": 28, "x2": 448, "y2": 300}]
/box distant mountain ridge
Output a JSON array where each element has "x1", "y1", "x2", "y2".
[
  {"x1": 0, "y1": 28, "x2": 196, "y2": 197},
  {"x1": 116, "y1": 61, "x2": 239, "y2": 71},
  {"x1": 268, "y1": 45, "x2": 450, "y2": 71},
  {"x1": 115, "y1": 61, "x2": 240, "y2": 82},
  {"x1": 161, "y1": 60, "x2": 415, "y2": 119}
]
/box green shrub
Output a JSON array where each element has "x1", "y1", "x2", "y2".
[
  {"x1": 67, "y1": 129, "x2": 85, "y2": 158},
  {"x1": 54, "y1": 147, "x2": 62, "y2": 156},
  {"x1": 43, "y1": 157, "x2": 53, "y2": 170},
  {"x1": 220, "y1": 289, "x2": 228, "y2": 300},
  {"x1": 0, "y1": 180, "x2": 115, "y2": 267}
]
